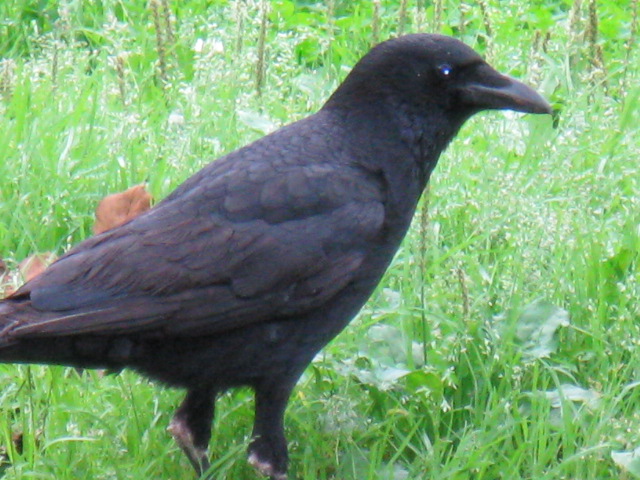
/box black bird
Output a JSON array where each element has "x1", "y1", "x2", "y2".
[{"x1": 0, "y1": 34, "x2": 550, "y2": 479}]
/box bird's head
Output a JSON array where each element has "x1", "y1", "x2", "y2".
[{"x1": 325, "y1": 33, "x2": 551, "y2": 130}]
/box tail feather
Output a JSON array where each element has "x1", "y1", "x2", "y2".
[
  {"x1": 0, "y1": 299, "x2": 21, "y2": 346},
  {"x1": 0, "y1": 298, "x2": 125, "y2": 370}
]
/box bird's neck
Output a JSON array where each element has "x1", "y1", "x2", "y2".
[
  {"x1": 324, "y1": 95, "x2": 463, "y2": 189},
  {"x1": 392, "y1": 99, "x2": 466, "y2": 184},
  {"x1": 327, "y1": 81, "x2": 468, "y2": 169},
  {"x1": 320, "y1": 101, "x2": 457, "y2": 242}
]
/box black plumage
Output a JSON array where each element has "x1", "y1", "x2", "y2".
[{"x1": 0, "y1": 34, "x2": 551, "y2": 479}]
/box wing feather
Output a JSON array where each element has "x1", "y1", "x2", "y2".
[{"x1": 3, "y1": 151, "x2": 385, "y2": 340}]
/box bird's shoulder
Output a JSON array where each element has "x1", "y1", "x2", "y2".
[{"x1": 161, "y1": 111, "x2": 385, "y2": 224}]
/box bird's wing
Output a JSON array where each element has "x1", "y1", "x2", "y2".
[{"x1": 3, "y1": 155, "x2": 385, "y2": 339}]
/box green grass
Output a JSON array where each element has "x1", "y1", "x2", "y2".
[{"x1": 0, "y1": 0, "x2": 638, "y2": 478}]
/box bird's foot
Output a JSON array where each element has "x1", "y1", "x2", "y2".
[
  {"x1": 248, "y1": 452, "x2": 287, "y2": 480},
  {"x1": 168, "y1": 416, "x2": 211, "y2": 476}
]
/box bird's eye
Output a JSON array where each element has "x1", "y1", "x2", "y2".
[{"x1": 437, "y1": 63, "x2": 453, "y2": 79}]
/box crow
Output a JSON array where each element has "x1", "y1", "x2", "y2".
[{"x1": 0, "y1": 34, "x2": 551, "y2": 479}]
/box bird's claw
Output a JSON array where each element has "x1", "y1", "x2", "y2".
[
  {"x1": 248, "y1": 452, "x2": 287, "y2": 480},
  {"x1": 168, "y1": 418, "x2": 210, "y2": 476}
]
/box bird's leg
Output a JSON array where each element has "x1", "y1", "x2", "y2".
[
  {"x1": 168, "y1": 388, "x2": 217, "y2": 478},
  {"x1": 248, "y1": 381, "x2": 295, "y2": 480}
]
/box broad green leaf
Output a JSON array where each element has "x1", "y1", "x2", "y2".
[
  {"x1": 516, "y1": 299, "x2": 570, "y2": 359},
  {"x1": 612, "y1": 446, "x2": 640, "y2": 479},
  {"x1": 236, "y1": 110, "x2": 277, "y2": 135},
  {"x1": 543, "y1": 384, "x2": 601, "y2": 410}
]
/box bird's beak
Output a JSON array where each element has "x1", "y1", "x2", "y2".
[{"x1": 460, "y1": 64, "x2": 552, "y2": 115}]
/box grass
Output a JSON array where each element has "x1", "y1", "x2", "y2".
[{"x1": 0, "y1": 0, "x2": 638, "y2": 478}]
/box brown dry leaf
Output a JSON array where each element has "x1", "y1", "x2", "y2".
[
  {"x1": 94, "y1": 184, "x2": 152, "y2": 235},
  {"x1": 0, "y1": 407, "x2": 31, "y2": 468},
  {"x1": 1, "y1": 253, "x2": 57, "y2": 298},
  {"x1": 0, "y1": 259, "x2": 9, "y2": 297},
  {"x1": 19, "y1": 252, "x2": 57, "y2": 282},
  {"x1": 11, "y1": 431, "x2": 23, "y2": 455}
]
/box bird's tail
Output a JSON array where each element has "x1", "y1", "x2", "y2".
[
  {"x1": 0, "y1": 300, "x2": 19, "y2": 345},
  {"x1": 0, "y1": 299, "x2": 43, "y2": 362},
  {"x1": 0, "y1": 299, "x2": 81, "y2": 367}
]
